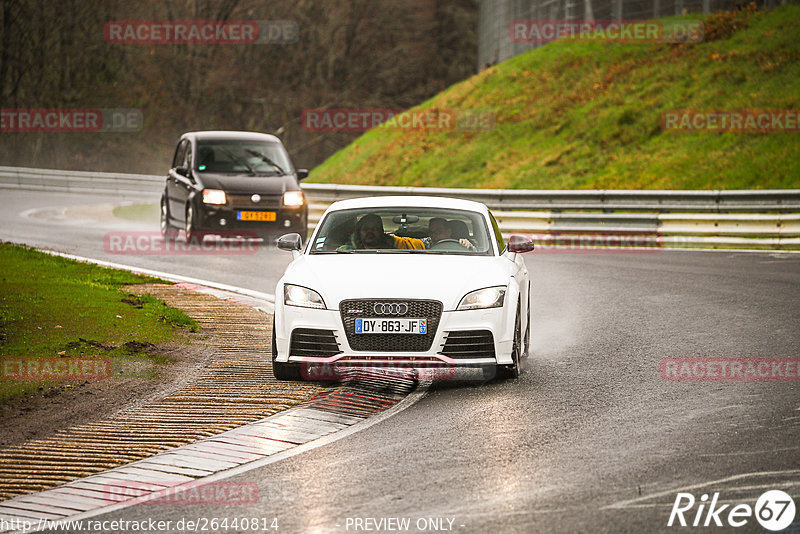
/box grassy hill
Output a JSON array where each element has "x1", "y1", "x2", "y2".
[{"x1": 308, "y1": 5, "x2": 800, "y2": 190}]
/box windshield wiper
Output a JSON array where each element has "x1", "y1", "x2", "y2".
[
  {"x1": 245, "y1": 149, "x2": 286, "y2": 175},
  {"x1": 219, "y1": 147, "x2": 256, "y2": 175},
  {"x1": 370, "y1": 248, "x2": 431, "y2": 253},
  {"x1": 311, "y1": 249, "x2": 354, "y2": 254}
]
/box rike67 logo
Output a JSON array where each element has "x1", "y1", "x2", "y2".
[{"x1": 668, "y1": 490, "x2": 796, "y2": 531}]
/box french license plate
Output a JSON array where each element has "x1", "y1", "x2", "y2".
[
  {"x1": 237, "y1": 211, "x2": 276, "y2": 222},
  {"x1": 355, "y1": 318, "x2": 427, "y2": 334}
]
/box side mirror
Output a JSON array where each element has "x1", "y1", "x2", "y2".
[
  {"x1": 296, "y1": 169, "x2": 309, "y2": 180},
  {"x1": 507, "y1": 234, "x2": 535, "y2": 253},
  {"x1": 175, "y1": 166, "x2": 189, "y2": 178},
  {"x1": 277, "y1": 233, "x2": 303, "y2": 252}
]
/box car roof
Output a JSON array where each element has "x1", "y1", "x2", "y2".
[
  {"x1": 182, "y1": 131, "x2": 282, "y2": 143},
  {"x1": 325, "y1": 195, "x2": 490, "y2": 214}
]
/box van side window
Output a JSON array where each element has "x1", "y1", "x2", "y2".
[
  {"x1": 183, "y1": 143, "x2": 193, "y2": 169},
  {"x1": 172, "y1": 140, "x2": 187, "y2": 168}
]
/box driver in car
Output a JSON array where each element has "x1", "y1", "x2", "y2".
[
  {"x1": 424, "y1": 217, "x2": 476, "y2": 251},
  {"x1": 339, "y1": 213, "x2": 426, "y2": 250}
]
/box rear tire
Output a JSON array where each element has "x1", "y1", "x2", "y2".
[{"x1": 271, "y1": 318, "x2": 302, "y2": 381}]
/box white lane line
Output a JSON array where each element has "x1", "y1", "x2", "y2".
[
  {"x1": 35, "y1": 248, "x2": 276, "y2": 311},
  {"x1": 698, "y1": 446, "x2": 800, "y2": 457},
  {"x1": 0, "y1": 247, "x2": 429, "y2": 534}
]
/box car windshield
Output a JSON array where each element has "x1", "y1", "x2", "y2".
[
  {"x1": 195, "y1": 140, "x2": 293, "y2": 175},
  {"x1": 310, "y1": 207, "x2": 493, "y2": 255}
]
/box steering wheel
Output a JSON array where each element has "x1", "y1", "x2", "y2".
[{"x1": 430, "y1": 238, "x2": 465, "y2": 251}]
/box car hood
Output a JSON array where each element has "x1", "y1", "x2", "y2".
[
  {"x1": 279, "y1": 253, "x2": 515, "y2": 311},
  {"x1": 196, "y1": 173, "x2": 295, "y2": 194}
]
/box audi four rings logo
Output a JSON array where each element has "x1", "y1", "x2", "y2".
[{"x1": 373, "y1": 303, "x2": 409, "y2": 316}]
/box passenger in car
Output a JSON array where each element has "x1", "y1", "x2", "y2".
[{"x1": 339, "y1": 213, "x2": 425, "y2": 250}]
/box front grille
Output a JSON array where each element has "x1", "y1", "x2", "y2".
[
  {"x1": 340, "y1": 299, "x2": 443, "y2": 352},
  {"x1": 227, "y1": 194, "x2": 282, "y2": 209},
  {"x1": 439, "y1": 330, "x2": 495, "y2": 359},
  {"x1": 289, "y1": 328, "x2": 342, "y2": 357}
]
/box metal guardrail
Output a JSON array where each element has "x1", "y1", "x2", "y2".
[
  {"x1": 0, "y1": 166, "x2": 162, "y2": 196},
  {"x1": 1, "y1": 166, "x2": 799, "y2": 249},
  {"x1": 300, "y1": 183, "x2": 800, "y2": 213},
  {"x1": 3, "y1": 166, "x2": 799, "y2": 213}
]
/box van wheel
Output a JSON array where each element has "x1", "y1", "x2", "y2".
[
  {"x1": 160, "y1": 197, "x2": 178, "y2": 241},
  {"x1": 184, "y1": 204, "x2": 204, "y2": 244}
]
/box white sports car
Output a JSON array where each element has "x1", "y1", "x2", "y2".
[{"x1": 272, "y1": 196, "x2": 533, "y2": 381}]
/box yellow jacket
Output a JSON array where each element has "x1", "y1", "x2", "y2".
[{"x1": 391, "y1": 235, "x2": 426, "y2": 250}]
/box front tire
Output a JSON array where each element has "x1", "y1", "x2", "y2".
[
  {"x1": 160, "y1": 197, "x2": 178, "y2": 241},
  {"x1": 184, "y1": 204, "x2": 204, "y2": 244},
  {"x1": 272, "y1": 318, "x2": 302, "y2": 381},
  {"x1": 496, "y1": 306, "x2": 521, "y2": 380},
  {"x1": 524, "y1": 294, "x2": 531, "y2": 359}
]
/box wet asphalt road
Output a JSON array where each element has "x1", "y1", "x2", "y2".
[
  {"x1": 2, "y1": 190, "x2": 799, "y2": 533},
  {"x1": 0, "y1": 190, "x2": 292, "y2": 296}
]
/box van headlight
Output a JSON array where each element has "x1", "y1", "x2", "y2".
[
  {"x1": 457, "y1": 286, "x2": 506, "y2": 310},
  {"x1": 283, "y1": 190, "x2": 305, "y2": 207},
  {"x1": 284, "y1": 284, "x2": 326, "y2": 309},
  {"x1": 202, "y1": 189, "x2": 227, "y2": 205}
]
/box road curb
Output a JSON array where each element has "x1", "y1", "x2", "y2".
[
  {"x1": 0, "y1": 380, "x2": 420, "y2": 534},
  {"x1": 0, "y1": 278, "x2": 422, "y2": 533}
]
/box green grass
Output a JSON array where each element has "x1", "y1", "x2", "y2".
[
  {"x1": 0, "y1": 242, "x2": 199, "y2": 401},
  {"x1": 308, "y1": 6, "x2": 800, "y2": 190},
  {"x1": 112, "y1": 203, "x2": 160, "y2": 223}
]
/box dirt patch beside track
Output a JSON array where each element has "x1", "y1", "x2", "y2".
[{"x1": 0, "y1": 283, "x2": 325, "y2": 500}]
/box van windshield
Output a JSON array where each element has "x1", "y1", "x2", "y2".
[{"x1": 195, "y1": 140, "x2": 293, "y2": 175}]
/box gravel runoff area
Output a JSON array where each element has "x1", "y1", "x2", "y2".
[{"x1": 0, "y1": 284, "x2": 326, "y2": 501}]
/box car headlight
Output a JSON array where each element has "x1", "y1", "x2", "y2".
[
  {"x1": 202, "y1": 189, "x2": 226, "y2": 205},
  {"x1": 283, "y1": 190, "x2": 305, "y2": 207},
  {"x1": 457, "y1": 286, "x2": 506, "y2": 310},
  {"x1": 284, "y1": 284, "x2": 326, "y2": 309}
]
